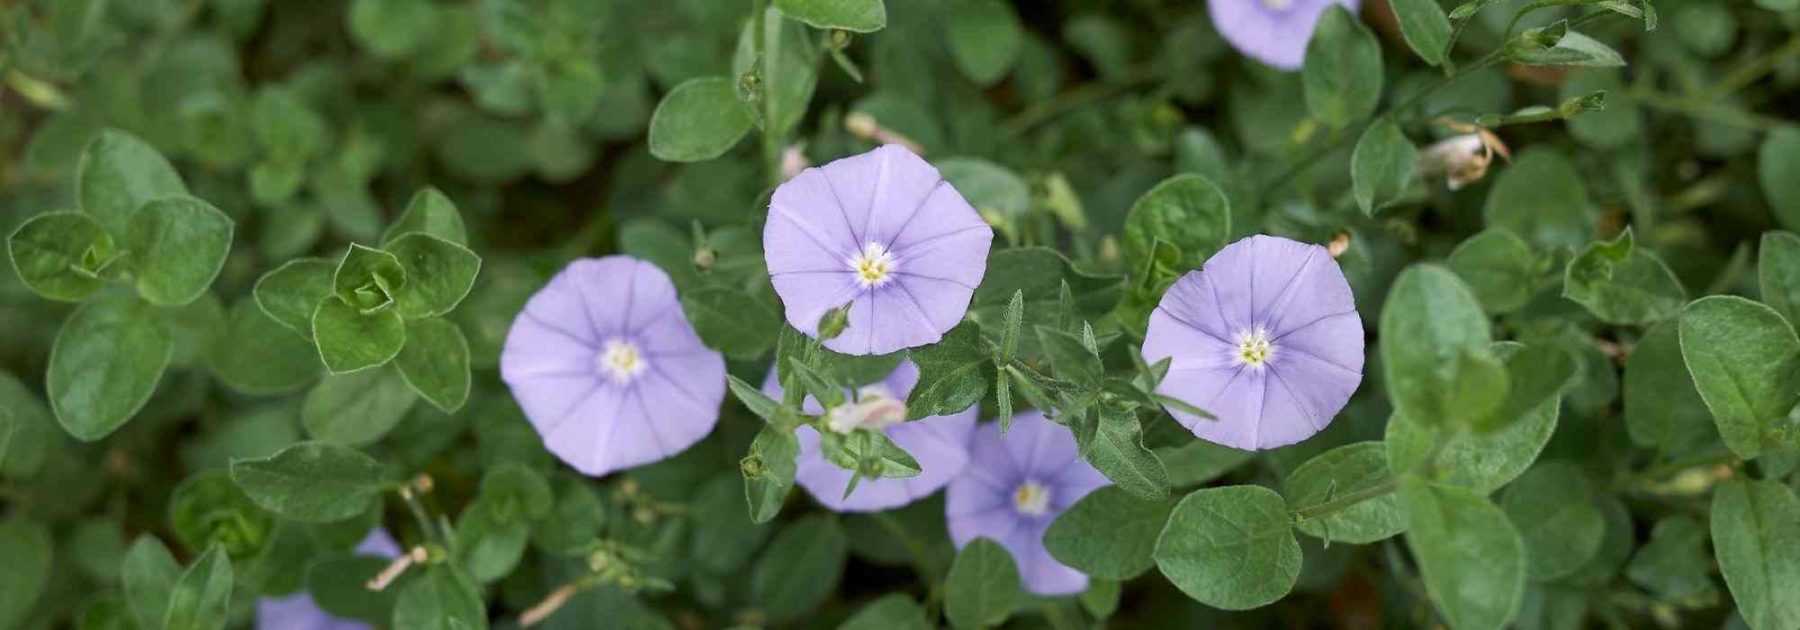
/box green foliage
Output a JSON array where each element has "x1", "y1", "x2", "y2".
[
  {"x1": 1351, "y1": 119, "x2": 1418, "y2": 215},
  {"x1": 1044, "y1": 486, "x2": 1173, "y2": 579},
  {"x1": 1562, "y1": 228, "x2": 1686, "y2": 325},
  {"x1": 1399, "y1": 477, "x2": 1526, "y2": 630},
  {"x1": 1712, "y1": 480, "x2": 1800, "y2": 630},
  {"x1": 648, "y1": 78, "x2": 753, "y2": 162},
  {"x1": 1154, "y1": 485, "x2": 1301, "y2": 610},
  {"x1": 1302, "y1": 6, "x2": 1382, "y2": 129},
  {"x1": 230, "y1": 442, "x2": 390, "y2": 523},
  {"x1": 945, "y1": 538, "x2": 1020, "y2": 629},
  {"x1": 1285, "y1": 442, "x2": 1405, "y2": 544},
  {"x1": 1678, "y1": 296, "x2": 1800, "y2": 459}
]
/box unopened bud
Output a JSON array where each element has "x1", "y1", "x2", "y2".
[
  {"x1": 740, "y1": 455, "x2": 767, "y2": 478},
  {"x1": 692, "y1": 246, "x2": 716, "y2": 271}
]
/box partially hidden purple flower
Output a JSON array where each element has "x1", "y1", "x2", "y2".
[
  {"x1": 256, "y1": 529, "x2": 400, "y2": 630},
  {"x1": 762, "y1": 360, "x2": 978, "y2": 512},
  {"x1": 1143, "y1": 235, "x2": 1364, "y2": 451},
  {"x1": 945, "y1": 410, "x2": 1109, "y2": 596},
  {"x1": 764, "y1": 144, "x2": 994, "y2": 355},
  {"x1": 501, "y1": 256, "x2": 727, "y2": 477},
  {"x1": 1209, "y1": 0, "x2": 1360, "y2": 70}
]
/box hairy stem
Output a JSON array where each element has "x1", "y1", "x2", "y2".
[{"x1": 1291, "y1": 478, "x2": 1399, "y2": 521}]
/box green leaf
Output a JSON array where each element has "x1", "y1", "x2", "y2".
[
  {"x1": 167, "y1": 470, "x2": 275, "y2": 559},
  {"x1": 1625, "y1": 516, "x2": 1717, "y2": 601},
  {"x1": 392, "y1": 565, "x2": 488, "y2": 630},
  {"x1": 1484, "y1": 148, "x2": 1593, "y2": 250},
  {"x1": 1678, "y1": 295, "x2": 1800, "y2": 459},
  {"x1": 938, "y1": 158, "x2": 1030, "y2": 217},
  {"x1": 744, "y1": 424, "x2": 799, "y2": 523},
  {"x1": 1285, "y1": 442, "x2": 1405, "y2": 544},
  {"x1": 1508, "y1": 28, "x2": 1626, "y2": 67},
  {"x1": 969, "y1": 248, "x2": 1122, "y2": 353},
  {"x1": 1044, "y1": 486, "x2": 1174, "y2": 580},
  {"x1": 1399, "y1": 477, "x2": 1526, "y2": 630},
  {"x1": 1379, "y1": 264, "x2": 1507, "y2": 429},
  {"x1": 1122, "y1": 174, "x2": 1231, "y2": 270},
  {"x1": 121, "y1": 536, "x2": 181, "y2": 630},
  {"x1": 1760, "y1": 231, "x2": 1800, "y2": 327},
  {"x1": 333, "y1": 243, "x2": 406, "y2": 311},
  {"x1": 1624, "y1": 321, "x2": 1717, "y2": 453},
  {"x1": 161, "y1": 546, "x2": 233, "y2": 630},
  {"x1": 1759, "y1": 127, "x2": 1800, "y2": 231},
  {"x1": 752, "y1": 515, "x2": 848, "y2": 623},
  {"x1": 1447, "y1": 229, "x2": 1539, "y2": 315},
  {"x1": 7, "y1": 211, "x2": 113, "y2": 302},
  {"x1": 455, "y1": 500, "x2": 531, "y2": 584},
  {"x1": 254, "y1": 258, "x2": 335, "y2": 337},
  {"x1": 314, "y1": 297, "x2": 407, "y2": 374},
  {"x1": 393, "y1": 318, "x2": 471, "y2": 413},
  {"x1": 648, "y1": 77, "x2": 753, "y2": 162},
  {"x1": 348, "y1": 0, "x2": 435, "y2": 58},
  {"x1": 126, "y1": 196, "x2": 233, "y2": 306},
  {"x1": 838, "y1": 593, "x2": 931, "y2": 630},
  {"x1": 1711, "y1": 479, "x2": 1800, "y2": 630},
  {"x1": 773, "y1": 0, "x2": 886, "y2": 32},
  {"x1": 1389, "y1": 0, "x2": 1454, "y2": 65},
  {"x1": 688, "y1": 473, "x2": 775, "y2": 575},
  {"x1": 77, "y1": 129, "x2": 188, "y2": 236},
  {"x1": 944, "y1": 538, "x2": 1020, "y2": 629},
  {"x1": 1562, "y1": 228, "x2": 1686, "y2": 325},
  {"x1": 1157, "y1": 439, "x2": 1255, "y2": 487},
  {"x1": 0, "y1": 520, "x2": 52, "y2": 630},
  {"x1": 301, "y1": 367, "x2": 419, "y2": 446},
  {"x1": 1351, "y1": 119, "x2": 1417, "y2": 215},
  {"x1": 682, "y1": 286, "x2": 781, "y2": 360},
  {"x1": 1036, "y1": 325, "x2": 1103, "y2": 388},
  {"x1": 383, "y1": 187, "x2": 468, "y2": 246},
  {"x1": 305, "y1": 555, "x2": 397, "y2": 622},
  {"x1": 230, "y1": 441, "x2": 390, "y2": 523},
  {"x1": 209, "y1": 298, "x2": 323, "y2": 395},
  {"x1": 532, "y1": 478, "x2": 606, "y2": 556},
  {"x1": 1386, "y1": 344, "x2": 1561, "y2": 492},
  {"x1": 1154, "y1": 485, "x2": 1301, "y2": 610},
  {"x1": 906, "y1": 322, "x2": 989, "y2": 420},
  {"x1": 1079, "y1": 406, "x2": 1169, "y2": 500},
  {"x1": 48, "y1": 293, "x2": 173, "y2": 441},
  {"x1": 946, "y1": 0, "x2": 1022, "y2": 85},
  {"x1": 1302, "y1": 6, "x2": 1382, "y2": 129},
  {"x1": 386, "y1": 233, "x2": 480, "y2": 319},
  {"x1": 1499, "y1": 462, "x2": 1603, "y2": 582},
  {"x1": 1481, "y1": 342, "x2": 1574, "y2": 432},
  {"x1": 732, "y1": 9, "x2": 821, "y2": 139}
]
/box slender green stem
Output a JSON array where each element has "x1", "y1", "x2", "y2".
[
  {"x1": 1292, "y1": 479, "x2": 1399, "y2": 521},
  {"x1": 1706, "y1": 35, "x2": 1800, "y2": 99},
  {"x1": 1617, "y1": 447, "x2": 1738, "y2": 489},
  {"x1": 751, "y1": 0, "x2": 783, "y2": 186},
  {"x1": 1001, "y1": 66, "x2": 1161, "y2": 138},
  {"x1": 399, "y1": 486, "x2": 449, "y2": 547},
  {"x1": 1623, "y1": 89, "x2": 1790, "y2": 132}
]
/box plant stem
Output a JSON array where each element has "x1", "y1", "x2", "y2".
[
  {"x1": 399, "y1": 485, "x2": 449, "y2": 547},
  {"x1": 1001, "y1": 66, "x2": 1161, "y2": 138},
  {"x1": 1622, "y1": 90, "x2": 1790, "y2": 132},
  {"x1": 1292, "y1": 478, "x2": 1399, "y2": 521},
  {"x1": 751, "y1": 0, "x2": 783, "y2": 186},
  {"x1": 1706, "y1": 35, "x2": 1800, "y2": 99}
]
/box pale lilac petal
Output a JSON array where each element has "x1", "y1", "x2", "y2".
[
  {"x1": 944, "y1": 411, "x2": 1107, "y2": 596},
  {"x1": 1142, "y1": 235, "x2": 1365, "y2": 451},
  {"x1": 763, "y1": 360, "x2": 978, "y2": 512},
  {"x1": 1209, "y1": 0, "x2": 1360, "y2": 71},
  {"x1": 765, "y1": 144, "x2": 993, "y2": 355},
  {"x1": 501, "y1": 256, "x2": 726, "y2": 478}
]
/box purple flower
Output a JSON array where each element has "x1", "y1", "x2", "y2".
[
  {"x1": 1142, "y1": 235, "x2": 1364, "y2": 451},
  {"x1": 761, "y1": 360, "x2": 978, "y2": 512},
  {"x1": 945, "y1": 411, "x2": 1109, "y2": 596},
  {"x1": 764, "y1": 144, "x2": 994, "y2": 355},
  {"x1": 256, "y1": 529, "x2": 400, "y2": 630},
  {"x1": 1209, "y1": 0, "x2": 1360, "y2": 70},
  {"x1": 500, "y1": 257, "x2": 727, "y2": 477}
]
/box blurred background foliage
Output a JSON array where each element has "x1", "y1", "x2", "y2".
[{"x1": 2, "y1": 0, "x2": 1799, "y2": 628}]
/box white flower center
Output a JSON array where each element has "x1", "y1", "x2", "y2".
[
  {"x1": 848, "y1": 242, "x2": 897, "y2": 288},
  {"x1": 1235, "y1": 327, "x2": 1275, "y2": 368},
  {"x1": 825, "y1": 384, "x2": 907, "y2": 433},
  {"x1": 1013, "y1": 480, "x2": 1052, "y2": 517},
  {"x1": 1260, "y1": 0, "x2": 1295, "y2": 10},
  {"x1": 597, "y1": 339, "x2": 647, "y2": 383}
]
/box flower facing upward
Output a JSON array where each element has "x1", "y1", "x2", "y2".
[
  {"x1": 256, "y1": 529, "x2": 399, "y2": 630},
  {"x1": 1143, "y1": 235, "x2": 1364, "y2": 451},
  {"x1": 945, "y1": 411, "x2": 1109, "y2": 596},
  {"x1": 764, "y1": 144, "x2": 994, "y2": 355},
  {"x1": 763, "y1": 360, "x2": 978, "y2": 512},
  {"x1": 1209, "y1": 0, "x2": 1360, "y2": 70},
  {"x1": 500, "y1": 257, "x2": 726, "y2": 477}
]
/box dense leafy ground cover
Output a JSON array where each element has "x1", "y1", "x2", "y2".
[{"x1": 2, "y1": 0, "x2": 1800, "y2": 628}]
